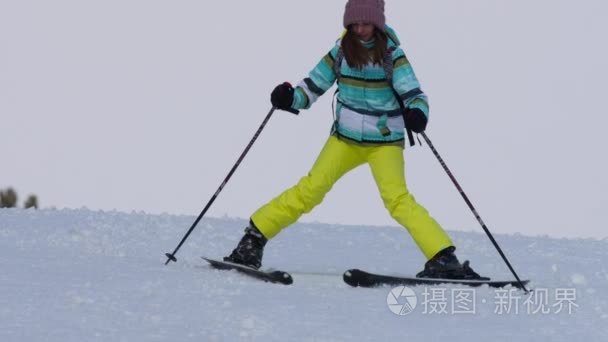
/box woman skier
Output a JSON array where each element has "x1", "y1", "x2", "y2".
[{"x1": 224, "y1": 0, "x2": 487, "y2": 280}]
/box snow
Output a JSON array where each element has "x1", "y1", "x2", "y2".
[{"x1": 1, "y1": 208, "x2": 607, "y2": 341}]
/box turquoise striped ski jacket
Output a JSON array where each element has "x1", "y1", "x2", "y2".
[{"x1": 291, "y1": 26, "x2": 429, "y2": 145}]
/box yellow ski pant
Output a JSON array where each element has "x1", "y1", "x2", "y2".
[{"x1": 251, "y1": 135, "x2": 454, "y2": 260}]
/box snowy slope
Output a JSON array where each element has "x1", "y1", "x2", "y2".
[{"x1": 1, "y1": 208, "x2": 607, "y2": 341}]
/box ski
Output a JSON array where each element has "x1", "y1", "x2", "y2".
[
  {"x1": 343, "y1": 269, "x2": 529, "y2": 289},
  {"x1": 202, "y1": 257, "x2": 293, "y2": 285}
]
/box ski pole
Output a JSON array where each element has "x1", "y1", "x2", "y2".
[
  {"x1": 164, "y1": 106, "x2": 299, "y2": 265},
  {"x1": 421, "y1": 132, "x2": 530, "y2": 293}
]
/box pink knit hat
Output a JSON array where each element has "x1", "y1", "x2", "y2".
[{"x1": 343, "y1": 0, "x2": 386, "y2": 31}]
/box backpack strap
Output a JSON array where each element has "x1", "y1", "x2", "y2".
[
  {"x1": 383, "y1": 46, "x2": 416, "y2": 146},
  {"x1": 333, "y1": 47, "x2": 345, "y2": 85},
  {"x1": 383, "y1": 46, "x2": 396, "y2": 83},
  {"x1": 330, "y1": 47, "x2": 345, "y2": 134}
]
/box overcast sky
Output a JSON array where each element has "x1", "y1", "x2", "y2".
[{"x1": 2, "y1": 0, "x2": 607, "y2": 239}]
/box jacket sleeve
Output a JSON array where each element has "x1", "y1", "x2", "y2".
[
  {"x1": 291, "y1": 44, "x2": 340, "y2": 110},
  {"x1": 391, "y1": 47, "x2": 430, "y2": 119}
]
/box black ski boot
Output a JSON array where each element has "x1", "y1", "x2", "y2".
[
  {"x1": 223, "y1": 222, "x2": 267, "y2": 270},
  {"x1": 416, "y1": 247, "x2": 490, "y2": 280}
]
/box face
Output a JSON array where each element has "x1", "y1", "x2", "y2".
[{"x1": 351, "y1": 22, "x2": 375, "y2": 41}]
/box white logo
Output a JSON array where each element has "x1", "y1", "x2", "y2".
[{"x1": 387, "y1": 286, "x2": 417, "y2": 315}]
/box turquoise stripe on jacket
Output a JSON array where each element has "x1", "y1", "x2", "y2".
[{"x1": 291, "y1": 26, "x2": 429, "y2": 144}]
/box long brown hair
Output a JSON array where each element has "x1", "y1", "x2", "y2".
[{"x1": 342, "y1": 26, "x2": 388, "y2": 70}]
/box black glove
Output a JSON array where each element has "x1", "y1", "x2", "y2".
[
  {"x1": 270, "y1": 82, "x2": 294, "y2": 110},
  {"x1": 404, "y1": 108, "x2": 428, "y2": 133}
]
